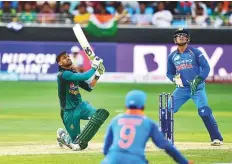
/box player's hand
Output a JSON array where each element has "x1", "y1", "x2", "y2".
[
  {"x1": 92, "y1": 56, "x2": 103, "y2": 70},
  {"x1": 94, "y1": 64, "x2": 105, "y2": 80},
  {"x1": 173, "y1": 73, "x2": 184, "y2": 88},
  {"x1": 95, "y1": 70, "x2": 100, "y2": 77},
  {"x1": 98, "y1": 63, "x2": 105, "y2": 75},
  {"x1": 189, "y1": 76, "x2": 203, "y2": 95}
]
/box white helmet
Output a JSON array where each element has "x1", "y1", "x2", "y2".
[{"x1": 71, "y1": 46, "x2": 80, "y2": 53}]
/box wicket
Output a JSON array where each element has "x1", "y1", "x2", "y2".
[{"x1": 159, "y1": 93, "x2": 174, "y2": 144}]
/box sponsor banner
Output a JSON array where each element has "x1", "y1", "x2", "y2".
[
  {"x1": 0, "y1": 41, "x2": 117, "y2": 78},
  {"x1": 98, "y1": 73, "x2": 172, "y2": 83},
  {"x1": 0, "y1": 72, "x2": 18, "y2": 81},
  {"x1": 99, "y1": 73, "x2": 134, "y2": 83},
  {"x1": 117, "y1": 44, "x2": 232, "y2": 83},
  {"x1": 0, "y1": 41, "x2": 232, "y2": 83}
]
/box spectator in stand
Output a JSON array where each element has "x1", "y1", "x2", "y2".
[
  {"x1": 226, "y1": 3, "x2": 232, "y2": 25},
  {"x1": 131, "y1": 2, "x2": 152, "y2": 25},
  {"x1": 73, "y1": 2, "x2": 90, "y2": 24},
  {"x1": 176, "y1": 1, "x2": 192, "y2": 15},
  {"x1": 59, "y1": 1, "x2": 79, "y2": 15},
  {"x1": 191, "y1": 2, "x2": 208, "y2": 27},
  {"x1": 229, "y1": 14, "x2": 232, "y2": 26},
  {"x1": 36, "y1": 1, "x2": 56, "y2": 12},
  {"x1": 59, "y1": 2, "x2": 72, "y2": 24},
  {"x1": 114, "y1": 2, "x2": 131, "y2": 24},
  {"x1": 94, "y1": 2, "x2": 110, "y2": 14},
  {"x1": 0, "y1": 1, "x2": 16, "y2": 22},
  {"x1": 19, "y1": 2, "x2": 37, "y2": 23},
  {"x1": 37, "y1": 2, "x2": 55, "y2": 23},
  {"x1": 164, "y1": 2, "x2": 178, "y2": 15},
  {"x1": 152, "y1": 1, "x2": 173, "y2": 27},
  {"x1": 18, "y1": 1, "x2": 36, "y2": 12},
  {"x1": 121, "y1": 1, "x2": 139, "y2": 11},
  {"x1": 211, "y1": 1, "x2": 228, "y2": 27}
]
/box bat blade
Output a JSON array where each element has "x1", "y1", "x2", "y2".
[{"x1": 73, "y1": 24, "x2": 95, "y2": 60}]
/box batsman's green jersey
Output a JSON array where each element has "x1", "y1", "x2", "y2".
[{"x1": 57, "y1": 67, "x2": 97, "y2": 142}]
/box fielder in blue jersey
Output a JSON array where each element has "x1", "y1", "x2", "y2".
[
  {"x1": 102, "y1": 90, "x2": 193, "y2": 164},
  {"x1": 167, "y1": 28, "x2": 223, "y2": 146}
]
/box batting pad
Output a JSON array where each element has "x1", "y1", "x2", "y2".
[{"x1": 74, "y1": 108, "x2": 109, "y2": 150}]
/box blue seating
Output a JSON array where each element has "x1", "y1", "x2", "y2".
[
  {"x1": 125, "y1": 7, "x2": 134, "y2": 15},
  {"x1": 145, "y1": 7, "x2": 154, "y2": 14},
  {"x1": 207, "y1": 8, "x2": 212, "y2": 16},
  {"x1": 106, "y1": 6, "x2": 115, "y2": 14},
  {"x1": 172, "y1": 20, "x2": 188, "y2": 28},
  {"x1": 135, "y1": 7, "x2": 154, "y2": 14}
]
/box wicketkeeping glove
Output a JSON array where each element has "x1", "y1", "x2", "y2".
[
  {"x1": 189, "y1": 76, "x2": 203, "y2": 95},
  {"x1": 173, "y1": 73, "x2": 184, "y2": 88},
  {"x1": 91, "y1": 56, "x2": 103, "y2": 69}
]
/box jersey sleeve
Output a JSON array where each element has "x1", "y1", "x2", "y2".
[
  {"x1": 149, "y1": 121, "x2": 189, "y2": 164},
  {"x1": 62, "y1": 68, "x2": 96, "y2": 81},
  {"x1": 103, "y1": 122, "x2": 113, "y2": 155},
  {"x1": 194, "y1": 48, "x2": 210, "y2": 80},
  {"x1": 79, "y1": 81, "x2": 93, "y2": 92},
  {"x1": 166, "y1": 54, "x2": 176, "y2": 82}
]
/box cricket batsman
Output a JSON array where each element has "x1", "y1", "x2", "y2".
[
  {"x1": 56, "y1": 51, "x2": 109, "y2": 151},
  {"x1": 102, "y1": 90, "x2": 193, "y2": 164},
  {"x1": 167, "y1": 28, "x2": 223, "y2": 146}
]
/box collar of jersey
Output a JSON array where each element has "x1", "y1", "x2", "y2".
[
  {"x1": 125, "y1": 109, "x2": 144, "y2": 115},
  {"x1": 59, "y1": 66, "x2": 75, "y2": 72},
  {"x1": 176, "y1": 46, "x2": 189, "y2": 53}
]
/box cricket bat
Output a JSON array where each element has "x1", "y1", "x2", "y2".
[{"x1": 72, "y1": 24, "x2": 95, "y2": 60}]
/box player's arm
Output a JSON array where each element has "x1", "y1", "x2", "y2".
[
  {"x1": 150, "y1": 121, "x2": 190, "y2": 164},
  {"x1": 166, "y1": 54, "x2": 176, "y2": 82},
  {"x1": 79, "y1": 81, "x2": 93, "y2": 92},
  {"x1": 103, "y1": 123, "x2": 113, "y2": 155},
  {"x1": 62, "y1": 68, "x2": 96, "y2": 81},
  {"x1": 79, "y1": 64, "x2": 105, "y2": 91},
  {"x1": 63, "y1": 56, "x2": 103, "y2": 81},
  {"x1": 79, "y1": 73, "x2": 100, "y2": 92},
  {"x1": 189, "y1": 49, "x2": 210, "y2": 95},
  {"x1": 196, "y1": 50, "x2": 210, "y2": 80}
]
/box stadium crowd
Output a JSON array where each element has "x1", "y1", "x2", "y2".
[{"x1": 0, "y1": 1, "x2": 232, "y2": 27}]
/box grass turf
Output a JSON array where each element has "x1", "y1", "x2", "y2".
[
  {"x1": 0, "y1": 82, "x2": 231, "y2": 144},
  {"x1": 0, "y1": 150, "x2": 232, "y2": 164},
  {"x1": 0, "y1": 82, "x2": 231, "y2": 163}
]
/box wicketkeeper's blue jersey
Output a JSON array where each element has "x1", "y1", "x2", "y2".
[
  {"x1": 103, "y1": 111, "x2": 188, "y2": 164},
  {"x1": 167, "y1": 47, "x2": 210, "y2": 86}
]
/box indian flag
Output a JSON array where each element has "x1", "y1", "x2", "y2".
[{"x1": 85, "y1": 14, "x2": 117, "y2": 38}]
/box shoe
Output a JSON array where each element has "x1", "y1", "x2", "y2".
[
  {"x1": 70, "y1": 143, "x2": 81, "y2": 151},
  {"x1": 57, "y1": 128, "x2": 73, "y2": 149},
  {"x1": 57, "y1": 128, "x2": 81, "y2": 150},
  {"x1": 211, "y1": 139, "x2": 223, "y2": 146}
]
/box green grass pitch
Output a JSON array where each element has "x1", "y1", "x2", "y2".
[{"x1": 0, "y1": 82, "x2": 232, "y2": 163}]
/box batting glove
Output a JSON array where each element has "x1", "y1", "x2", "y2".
[
  {"x1": 92, "y1": 56, "x2": 103, "y2": 70},
  {"x1": 189, "y1": 76, "x2": 203, "y2": 95},
  {"x1": 94, "y1": 64, "x2": 105, "y2": 80},
  {"x1": 173, "y1": 73, "x2": 184, "y2": 88},
  {"x1": 98, "y1": 63, "x2": 105, "y2": 75}
]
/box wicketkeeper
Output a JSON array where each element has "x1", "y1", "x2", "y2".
[
  {"x1": 166, "y1": 28, "x2": 223, "y2": 146},
  {"x1": 56, "y1": 51, "x2": 109, "y2": 150}
]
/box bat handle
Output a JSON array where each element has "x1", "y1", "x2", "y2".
[{"x1": 84, "y1": 47, "x2": 95, "y2": 60}]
